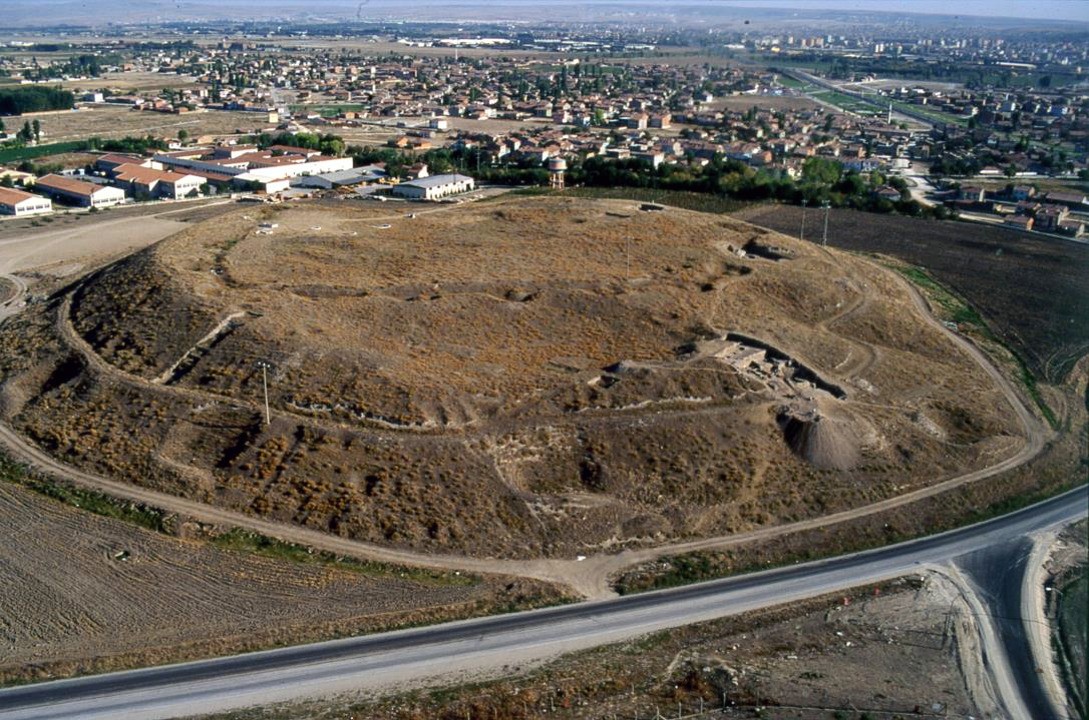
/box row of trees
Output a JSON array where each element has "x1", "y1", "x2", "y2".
[
  {"x1": 241, "y1": 131, "x2": 346, "y2": 158},
  {"x1": 0, "y1": 86, "x2": 74, "y2": 116}
]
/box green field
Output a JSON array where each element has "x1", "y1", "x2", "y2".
[
  {"x1": 0, "y1": 140, "x2": 88, "y2": 164},
  {"x1": 809, "y1": 89, "x2": 878, "y2": 114},
  {"x1": 774, "y1": 74, "x2": 807, "y2": 89},
  {"x1": 289, "y1": 103, "x2": 368, "y2": 118},
  {"x1": 888, "y1": 98, "x2": 969, "y2": 126}
]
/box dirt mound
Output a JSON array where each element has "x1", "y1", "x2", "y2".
[
  {"x1": 778, "y1": 408, "x2": 860, "y2": 471},
  {"x1": 0, "y1": 196, "x2": 1021, "y2": 558}
]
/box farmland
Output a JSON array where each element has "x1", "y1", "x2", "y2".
[
  {"x1": 23, "y1": 104, "x2": 272, "y2": 144},
  {"x1": 0, "y1": 458, "x2": 564, "y2": 686},
  {"x1": 733, "y1": 205, "x2": 1089, "y2": 384},
  {"x1": 0, "y1": 196, "x2": 1022, "y2": 561}
]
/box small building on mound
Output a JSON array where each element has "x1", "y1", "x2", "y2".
[
  {"x1": 0, "y1": 187, "x2": 52, "y2": 217},
  {"x1": 392, "y1": 173, "x2": 475, "y2": 201}
]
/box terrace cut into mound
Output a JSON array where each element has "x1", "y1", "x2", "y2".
[{"x1": 0, "y1": 196, "x2": 1023, "y2": 558}]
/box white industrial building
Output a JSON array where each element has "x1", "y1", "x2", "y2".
[
  {"x1": 392, "y1": 173, "x2": 475, "y2": 201},
  {"x1": 35, "y1": 175, "x2": 126, "y2": 208},
  {"x1": 153, "y1": 150, "x2": 354, "y2": 193},
  {"x1": 0, "y1": 187, "x2": 52, "y2": 217}
]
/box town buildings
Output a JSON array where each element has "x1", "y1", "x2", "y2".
[
  {"x1": 35, "y1": 175, "x2": 125, "y2": 208},
  {"x1": 0, "y1": 186, "x2": 52, "y2": 216}
]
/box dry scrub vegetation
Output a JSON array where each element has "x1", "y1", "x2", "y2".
[{"x1": 0, "y1": 196, "x2": 1023, "y2": 559}]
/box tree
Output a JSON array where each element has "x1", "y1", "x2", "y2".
[
  {"x1": 801, "y1": 156, "x2": 843, "y2": 185},
  {"x1": 32, "y1": 119, "x2": 41, "y2": 142},
  {"x1": 177, "y1": 129, "x2": 189, "y2": 142}
]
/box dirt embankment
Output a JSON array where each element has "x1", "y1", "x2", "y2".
[{"x1": 0, "y1": 197, "x2": 1025, "y2": 560}]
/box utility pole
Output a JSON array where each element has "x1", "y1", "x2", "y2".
[
  {"x1": 821, "y1": 201, "x2": 831, "y2": 247},
  {"x1": 799, "y1": 198, "x2": 807, "y2": 241},
  {"x1": 257, "y1": 360, "x2": 271, "y2": 426}
]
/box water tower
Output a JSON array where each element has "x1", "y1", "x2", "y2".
[{"x1": 548, "y1": 156, "x2": 567, "y2": 191}]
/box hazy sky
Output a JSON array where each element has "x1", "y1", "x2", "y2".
[
  {"x1": 7, "y1": 0, "x2": 1089, "y2": 26},
  {"x1": 721, "y1": 0, "x2": 1089, "y2": 22}
]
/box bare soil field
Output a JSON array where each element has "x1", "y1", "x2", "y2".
[
  {"x1": 34, "y1": 105, "x2": 273, "y2": 144},
  {"x1": 0, "y1": 200, "x2": 236, "y2": 275},
  {"x1": 734, "y1": 204, "x2": 1089, "y2": 384},
  {"x1": 192, "y1": 575, "x2": 986, "y2": 720},
  {"x1": 62, "y1": 70, "x2": 198, "y2": 93},
  {"x1": 0, "y1": 478, "x2": 562, "y2": 686},
  {"x1": 0, "y1": 196, "x2": 1023, "y2": 561}
]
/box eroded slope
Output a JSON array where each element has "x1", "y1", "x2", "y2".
[{"x1": 0, "y1": 197, "x2": 1022, "y2": 557}]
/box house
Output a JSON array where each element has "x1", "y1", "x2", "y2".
[
  {"x1": 872, "y1": 185, "x2": 903, "y2": 202},
  {"x1": 1003, "y1": 214, "x2": 1033, "y2": 231},
  {"x1": 1010, "y1": 185, "x2": 1035, "y2": 201},
  {"x1": 392, "y1": 173, "x2": 475, "y2": 201},
  {"x1": 649, "y1": 113, "x2": 672, "y2": 129},
  {"x1": 0, "y1": 167, "x2": 36, "y2": 187},
  {"x1": 35, "y1": 175, "x2": 125, "y2": 208},
  {"x1": 0, "y1": 187, "x2": 52, "y2": 217},
  {"x1": 1034, "y1": 204, "x2": 1069, "y2": 232},
  {"x1": 1057, "y1": 219, "x2": 1085, "y2": 238},
  {"x1": 112, "y1": 164, "x2": 205, "y2": 199},
  {"x1": 1043, "y1": 191, "x2": 1088, "y2": 209},
  {"x1": 958, "y1": 185, "x2": 986, "y2": 202}
]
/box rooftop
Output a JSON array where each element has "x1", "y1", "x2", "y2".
[
  {"x1": 401, "y1": 173, "x2": 474, "y2": 188},
  {"x1": 0, "y1": 186, "x2": 38, "y2": 205},
  {"x1": 36, "y1": 174, "x2": 105, "y2": 197}
]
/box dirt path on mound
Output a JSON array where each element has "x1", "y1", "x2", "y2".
[{"x1": 0, "y1": 240, "x2": 1051, "y2": 600}]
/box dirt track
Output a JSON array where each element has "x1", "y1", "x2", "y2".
[{"x1": 0, "y1": 212, "x2": 1050, "y2": 599}]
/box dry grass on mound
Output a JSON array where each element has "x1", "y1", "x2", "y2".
[{"x1": 0, "y1": 196, "x2": 1023, "y2": 558}]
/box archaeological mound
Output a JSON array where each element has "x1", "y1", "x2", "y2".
[{"x1": 0, "y1": 196, "x2": 1022, "y2": 558}]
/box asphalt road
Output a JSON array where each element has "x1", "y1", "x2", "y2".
[
  {"x1": 956, "y1": 536, "x2": 1072, "y2": 720},
  {"x1": 1, "y1": 484, "x2": 1084, "y2": 720}
]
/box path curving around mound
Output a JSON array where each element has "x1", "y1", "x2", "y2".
[{"x1": 0, "y1": 232, "x2": 1053, "y2": 601}]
